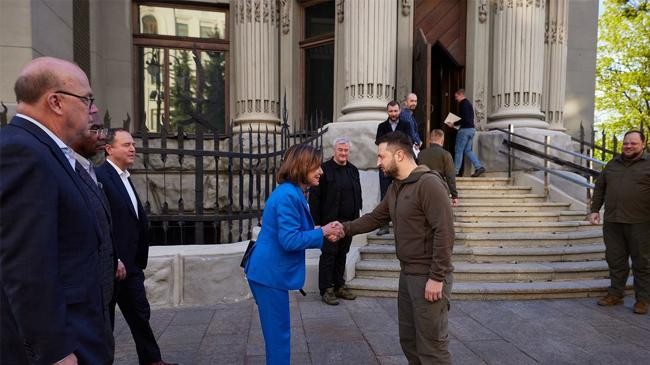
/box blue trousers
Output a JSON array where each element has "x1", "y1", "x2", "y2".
[
  {"x1": 248, "y1": 280, "x2": 291, "y2": 365},
  {"x1": 454, "y1": 127, "x2": 483, "y2": 174}
]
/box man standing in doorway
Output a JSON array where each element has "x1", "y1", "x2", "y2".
[
  {"x1": 97, "y1": 129, "x2": 176, "y2": 365},
  {"x1": 342, "y1": 131, "x2": 454, "y2": 364},
  {"x1": 400, "y1": 93, "x2": 422, "y2": 150},
  {"x1": 589, "y1": 130, "x2": 650, "y2": 314},
  {"x1": 309, "y1": 137, "x2": 363, "y2": 305},
  {"x1": 453, "y1": 89, "x2": 485, "y2": 177},
  {"x1": 375, "y1": 101, "x2": 415, "y2": 235},
  {"x1": 418, "y1": 129, "x2": 460, "y2": 207}
]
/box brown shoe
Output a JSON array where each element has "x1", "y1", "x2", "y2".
[
  {"x1": 597, "y1": 294, "x2": 624, "y2": 306},
  {"x1": 322, "y1": 288, "x2": 339, "y2": 305},
  {"x1": 335, "y1": 286, "x2": 357, "y2": 300},
  {"x1": 633, "y1": 301, "x2": 648, "y2": 314}
]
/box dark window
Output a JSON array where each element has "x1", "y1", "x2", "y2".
[{"x1": 301, "y1": 1, "x2": 334, "y2": 125}]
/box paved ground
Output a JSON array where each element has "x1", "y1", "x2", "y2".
[{"x1": 114, "y1": 294, "x2": 650, "y2": 364}]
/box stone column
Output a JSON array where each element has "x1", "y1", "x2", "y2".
[
  {"x1": 337, "y1": 0, "x2": 398, "y2": 123},
  {"x1": 543, "y1": 0, "x2": 568, "y2": 130},
  {"x1": 233, "y1": 0, "x2": 280, "y2": 126},
  {"x1": 466, "y1": 0, "x2": 491, "y2": 130},
  {"x1": 488, "y1": 0, "x2": 548, "y2": 129}
]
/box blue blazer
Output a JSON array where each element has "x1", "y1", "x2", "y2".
[
  {"x1": 0, "y1": 116, "x2": 112, "y2": 364},
  {"x1": 96, "y1": 162, "x2": 149, "y2": 274},
  {"x1": 245, "y1": 182, "x2": 323, "y2": 290}
]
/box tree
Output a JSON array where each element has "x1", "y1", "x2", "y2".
[{"x1": 595, "y1": 0, "x2": 649, "y2": 143}]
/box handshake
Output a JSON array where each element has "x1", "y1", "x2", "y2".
[{"x1": 321, "y1": 221, "x2": 346, "y2": 242}]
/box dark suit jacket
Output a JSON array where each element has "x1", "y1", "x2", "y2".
[
  {"x1": 96, "y1": 162, "x2": 149, "y2": 274},
  {"x1": 0, "y1": 116, "x2": 112, "y2": 365},
  {"x1": 375, "y1": 117, "x2": 415, "y2": 145}
]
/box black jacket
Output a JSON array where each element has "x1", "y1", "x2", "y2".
[
  {"x1": 375, "y1": 118, "x2": 415, "y2": 145},
  {"x1": 309, "y1": 158, "x2": 363, "y2": 225}
]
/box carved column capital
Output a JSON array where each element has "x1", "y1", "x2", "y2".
[
  {"x1": 402, "y1": 0, "x2": 411, "y2": 16},
  {"x1": 336, "y1": 0, "x2": 344, "y2": 23},
  {"x1": 281, "y1": 0, "x2": 290, "y2": 34}
]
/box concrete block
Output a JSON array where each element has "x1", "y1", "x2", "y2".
[{"x1": 144, "y1": 255, "x2": 178, "y2": 307}]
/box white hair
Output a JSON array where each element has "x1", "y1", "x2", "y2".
[{"x1": 333, "y1": 137, "x2": 351, "y2": 148}]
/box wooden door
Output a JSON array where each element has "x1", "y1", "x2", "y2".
[{"x1": 412, "y1": 29, "x2": 431, "y2": 147}]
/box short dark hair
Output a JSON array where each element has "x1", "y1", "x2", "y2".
[
  {"x1": 376, "y1": 131, "x2": 415, "y2": 160},
  {"x1": 455, "y1": 89, "x2": 465, "y2": 96},
  {"x1": 14, "y1": 69, "x2": 61, "y2": 103},
  {"x1": 277, "y1": 144, "x2": 322, "y2": 185},
  {"x1": 105, "y1": 128, "x2": 129, "y2": 146},
  {"x1": 387, "y1": 100, "x2": 400, "y2": 109},
  {"x1": 624, "y1": 130, "x2": 646, "y2": 143}
]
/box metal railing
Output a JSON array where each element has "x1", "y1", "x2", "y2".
[{"x1": 497, "y1": 126, "x2": 604, "y2": 203}]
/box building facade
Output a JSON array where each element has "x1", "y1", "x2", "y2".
[{"x1": 1, "y1": 0, "x2": 598, "y2": 137}]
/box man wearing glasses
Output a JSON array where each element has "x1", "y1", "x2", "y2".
[{"x1": 0, "y1": 57, "x2": 113, "y2": 364}]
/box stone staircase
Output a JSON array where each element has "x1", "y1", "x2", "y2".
[{"x1": 347, "y1": 176, "x2": 626, "y2": 300}]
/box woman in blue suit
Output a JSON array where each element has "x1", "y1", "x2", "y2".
[{"x1": 245, "y1": 144, "x2": 343, "y2": 364}]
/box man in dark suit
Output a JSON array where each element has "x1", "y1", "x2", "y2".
[
  {"x1": 70, "y1": 111, "x2": 125, "y2": 362},
  {"x1": 375, "y1": 100, "x2": 414, "y2": 235},
  {"x1": 96, "y1": 129, "x2": 176, "y2": 365},
  {"x1": 0, "y1": 57, "x2": 113, "y2": 364}
]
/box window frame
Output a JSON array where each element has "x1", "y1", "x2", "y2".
[
  {"x1": 132, "y1": 0, "x2": 230, "y2": 134},
  {"x1": 299, "y1": 0, "x2": 335, "y2": 126}
]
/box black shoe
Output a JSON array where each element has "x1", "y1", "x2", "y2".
[{"x1": 471, "y1": 167, "x2": 486, "y2": 177}]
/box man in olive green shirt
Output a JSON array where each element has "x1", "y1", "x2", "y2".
[
  {"x1": 418, "y1": 129, "x2": 459, "y2": 206},
  {"x1": 589, "y1": 130, "x2": 650, "y2": 314}
]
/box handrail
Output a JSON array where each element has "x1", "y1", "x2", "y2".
[
  {"x1": 502, "y1": 140, "x2": 600, "y2": 178},
  {"x1": 498, "y1": 150, "x2": 594, "y2": 189},
  {"x1": 494, "y1": 127, "x2": 606, "y2": 166},
  {"x1": 570, "y1": 136, "x2": 618, "y2": 156}
]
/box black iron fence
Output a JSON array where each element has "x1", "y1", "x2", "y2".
[{"x1": 130, "y1": 114, "x2": 327, "y2": 246}]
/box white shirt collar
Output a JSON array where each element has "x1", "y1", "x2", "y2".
[{"x1": 106, "y1": 158, "x2": 130, "y2": 178}]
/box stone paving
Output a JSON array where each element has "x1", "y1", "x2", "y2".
[{"x1": 114, "y1": 294, "x2": 650, "y2": 364}]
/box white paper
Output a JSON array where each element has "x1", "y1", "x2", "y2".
[{"x1": 443, "y1": 113, "x2": 461, "y2": 130}]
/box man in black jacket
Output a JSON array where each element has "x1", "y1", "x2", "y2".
[
  {"x1": 375, "y1": 100, "x2": 415, "y2": 235},
  {"x1": 309, "y1": 137, "x2": 363, "y2": 305}
]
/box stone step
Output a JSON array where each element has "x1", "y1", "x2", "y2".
[
  {"x1": 347, "y1": 277, "x2": 633, "y2": 300},
  {"x1": 559, "y1": 210, "x2": 590, "y2": 222},
  {"x1": 359, "y1": 243, "x2": 605, "y2": 263},
  {"x1": 459, "y1": 194, "x2": 548, "y2": 204},
  {"x1": 456, "y1": 230, "x2": 603, "y2": 247},
  {"x1": 453, "y1": 202, "x2": 571, "y2": 212},
  {"x1": 455, "y1": 177, "x2": 512, "y2": 186},
  {"x1": 457, "y1": 185, "x2": 533, "y2": 195},
  {"x1": 454, "y1": 211, "x2": 564, "y2": 223},
  {"x1": 454, "y1": 221, "x2": 597, "y2": 233},
  {"x1": 355, "y1": 259, "x2": 609, "y2": 281}
]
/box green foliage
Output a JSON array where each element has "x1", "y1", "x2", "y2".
[{"x1": 595, "y1": 0, "x2": 649, "y2": 139}]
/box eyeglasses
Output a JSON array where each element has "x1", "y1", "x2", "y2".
[
  {"x1": 89, "y1": 128, "x2": 109, "y2": 138},
  {"x1": 55, "y1": 90, "x2": 95, "y2": 112}
]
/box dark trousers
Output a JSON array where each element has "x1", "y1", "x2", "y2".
[
  {"x1": 318, "y1": 235, "x2": 353, "y2": 294},
  {"x1": 398, "y1": 273, "x2": 452, "y2": 365},
  {"x1": 379, "y1": 171, "x2": 393, "y2": 200},
  {"x1": 603, "y1": 221, "x2": 650, "y2": 302},
  {"x1": 110, "y1": 270, "x2": 162, "y2": 365}
]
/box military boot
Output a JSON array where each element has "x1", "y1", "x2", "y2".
[{"x1": 335, "y1": 286, "x2": 357, "y2": 300}]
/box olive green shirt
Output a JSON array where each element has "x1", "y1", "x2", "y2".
[
  {"x1": 590, "y1": 150, "x2": 650, "y2": 223},
  {"x1": 417, "y1": 144, "x2": 458, "y2": 198}
]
